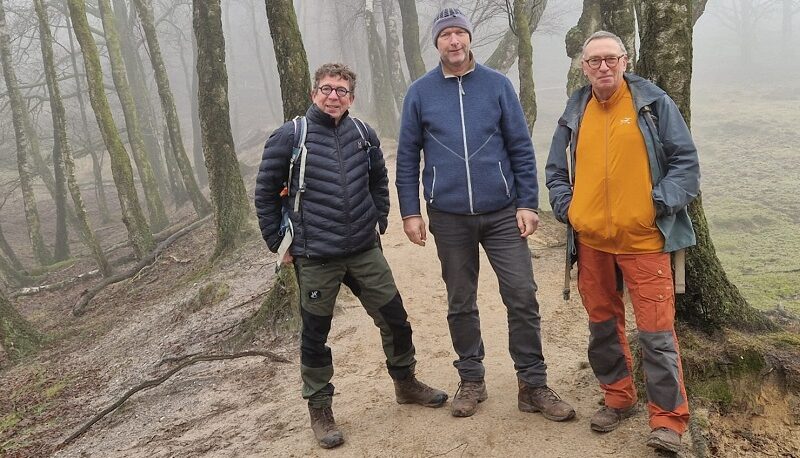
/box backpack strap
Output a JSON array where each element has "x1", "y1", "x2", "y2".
[
  {"x1": 289, "y1": 116, "x2": 308, "y2": 212},
  {"x1": 351, "y1": 116, "x2": 373, "y2": 170}
]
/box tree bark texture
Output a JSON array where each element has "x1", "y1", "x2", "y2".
[
  {"x1": 189, "y1": 28, "x2": 208, "y2": 187},
  {"x1": 98, "y1": 0, "x2": 168, "y2": 232},
  {"x1": 0, "y1": 288, "x2": 42, "y2": 361},
  {"x1": 163, "y1": 126, "x2": 189, "y2": 208},
  {"x1": 366, "y1": 5, "x2": 398, "y2": 138},
  {"x1": 485, "y1": 0, "x2": 548, "y2": 74},
  {"x1": 565, "y1": 0, "x2": 636, "y2": 95},
  {"x1": 192, "y1": 0, "x2": 252, "y2": 257},
  {"x1": 636, "y1": 0, "x2": 771, "y2": 330},
  {"x1": 381, "y1": 0, "x2": 408, "y2": 111},
  {"x1": 65, "y1": 13, "x2": 111, "y2": 223},
  {"x1": 0, "y1": 225, "x2": 24, "y2": 272},
  {"x1": 112, "y1": 0, "x2": 170, "y2": 199},
  {"x1": 397, "y1": 0, "x2": 426, "y2": 81},
  {"x1": 514, "y1": 0, "x2": 537, "y2": 133},
  {"x1": 67, "y1": 0, "x2": 155, "y2": 259},
  {"x1": 131, "y1": 0, "x2": 212, "y2": 217},
  {"x1": 265, "y1": 0, "x2": 312, "y2": 121},
  {"x1": 0, "y1": 0, "x2": 53, "y2": 266},
  {"x1": 34, "y1": 0, "x2": 110, "y2": 276}
]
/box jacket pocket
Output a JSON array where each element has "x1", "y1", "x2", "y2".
[
  {"x1": 428, "y1": 165, "x2": 437, "y2": 204},
  {"x1": 498, "y1": 161, "x2": 510, "y2": 197}
]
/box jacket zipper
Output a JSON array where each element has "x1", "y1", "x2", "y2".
[
  {"x1": 457, "y1": 76, "x2": 474, "y2": 214},
  {"x1": 498, "y1": 161, "x2": 510, "y2": 197},
  {"x1": 430, "y1": 166, "x2": 437, "y2": 203},
  {"x1": 334, "y1": 126, "x2": 351, "y2": 253}
]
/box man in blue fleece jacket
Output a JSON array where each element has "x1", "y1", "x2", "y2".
[{"x1": 395, "y1": 7, "x2": 574, "y2": 421}]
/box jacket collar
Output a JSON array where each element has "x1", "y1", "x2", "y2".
[
  {"x1": 306, "y1": 103, "x2": 350, "y2": 128},
  {"x1": 562, "y1": 73, "x2": 666, "y2": 129}
]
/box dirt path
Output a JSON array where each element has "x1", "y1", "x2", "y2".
[{"x1": 51, "y1": 159, "x2": 693, "y2": 457}]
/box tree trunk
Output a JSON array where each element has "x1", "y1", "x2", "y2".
[
  {"x1": 112, "y1": 0, "x2": 170, "y2": 200},
  {"x1": 485, "y1": 0, "x2": 548, "y2": 74},
  {"x1": 163, "y1": 125, "x2": 189, "y2": 208},
  {"x1": 0, "y1": 224, "x2": 24, "y2": 272},
  {"x1": 67, "y1": 0, "x2": 155, "y2": 259},
  {"x1": 381, "y1": 0, "x2": 408, "y2": 111},
  {"x1": 265, "y1": 0, "x2": 312, "y2": 121},
  {"x1": 366, "y1": 2, "x2": 398, "y2": 137},
  {"x1": 98, "y1": 0, "x2": 169, "y2": 232},
  {"x1": 35, "y1": 0, "x2": 110, "y2": 276},
  {"x1": 397, "y1": 0, "x2": 426, "y2": 81},
  {"x1": 65, "y1": 12, "x2": 111, "y2": 223},
  {"x1": 0, "y1": 252, "x2": 27, "y2": 288},
  {"x1": 189, "y1": 27, "x2": 208, "y2": 187},
  {"x1": 0, "y1": 0, "x2": 53, "y2": 266},
  {"x1": 514, "y1": 0, "x2": 537, "y2": 133},
  {"x1": 193, "y1": 0, "x2": 252, "y2": 257},
  {"x1": 565, "y1": 0, "x2": 636, "y2": 95},
  {"x1": 0, "y1": 288, "x2": 42, "y2": 362},
  {"x1": 637, "y1": 0, "x2": 771, "y2": 330},
  {"x1": 131, "y1": 0, "x2": 212, "y2": 217}
]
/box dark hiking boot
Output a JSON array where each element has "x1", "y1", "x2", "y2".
[
  {"x1": 451, "y1": 380, "x2": 488, "y2": 417},
  {"x1": 647, "y1": 427, "x2": 682, "y2": 453},
  {"x1": 518, "y1": 382, "x2": 576, "y2": 422},
  {"x1": 308, "y1": 405, "x2": 344, "y2": 449},
  {"x1": 590, "y1": 405, "x2": 638, "y2": 432},
  {"x1": 394, "y1": 375, "x2": 448, "y2": 407}
]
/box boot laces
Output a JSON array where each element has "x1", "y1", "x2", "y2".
[
  {"x1": 531, "y1": 385, "x2": 561, "y2": 402},
  {"x1": 454, "y1": 380, "x2": 482, "y2": 401}
]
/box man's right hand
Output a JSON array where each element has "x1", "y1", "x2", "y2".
[{"x1": 403, "y1": 216, "x2": 427, "y2": 246}]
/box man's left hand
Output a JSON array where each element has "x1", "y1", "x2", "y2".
[{"x1": 516, "y1": 209, "x2": 539, "y2": 238}]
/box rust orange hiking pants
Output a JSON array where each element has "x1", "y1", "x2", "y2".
[{"x1": 577, "y1": 242, "x2": 689, "y2": 434}]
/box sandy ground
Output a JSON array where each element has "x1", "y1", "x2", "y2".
[{"x1": 43, "y1": 158, "x2": 699, "y2": 458}]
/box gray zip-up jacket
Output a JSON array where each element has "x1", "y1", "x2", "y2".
[{"x1": 545, "y1": 73, "x2": 700, "y2": 254}]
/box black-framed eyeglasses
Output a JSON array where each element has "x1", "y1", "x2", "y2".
[
  {"x1": 318, "y1": 85, "x2": 352, "y2": 97},
  {"x1": 584, "y1": 55, "x2": 626, "y2": 69}
]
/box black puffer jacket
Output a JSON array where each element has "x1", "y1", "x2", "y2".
[{"x1": 255, "y1": 104, "x2": 389, "y2": 259}]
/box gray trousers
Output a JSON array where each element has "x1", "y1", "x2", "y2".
[{"x1": 427, "y1": 205, "x2": 547, "y2": 387}]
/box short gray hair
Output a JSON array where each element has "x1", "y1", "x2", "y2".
[{"x1": 581, "y1": 31, "x2": 627, "y2": 58}]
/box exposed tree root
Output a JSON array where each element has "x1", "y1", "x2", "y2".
[
  {"x1": 57, "y1": 350, "x2": 291, "y2": 449},
  {"x1": 72, "y1": 215, "x2": 212, "y2": 316}
]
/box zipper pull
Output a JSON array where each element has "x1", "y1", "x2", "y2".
[{"x1": 458, "y1": 76, "x2": 465, "y2": 95}]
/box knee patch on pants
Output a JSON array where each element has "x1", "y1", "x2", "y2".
[
  {"x1": 589, "y1": 318, "x2": 629, "y2": 384},
  {"x1": 378, "y1": 293, "x2": 413, "y2": 357},
  {"x1": 301, "y1": 307, "x2": 333, "y2": 368}
]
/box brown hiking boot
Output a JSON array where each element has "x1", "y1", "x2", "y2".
[
  {"x1": 517, "y1": 382, "x2": 576, "y2": 422},
  {"x1": 394, "y1": 375, "x2": 448, "y2": 407},
  {"x1": 451, "y1": 380, "x2": 488, "y2": 417},
  {"x1": 308, "y1": 405, "x2": 344, "y2": 449},
  {"x1": 647, "y1": 427, "x2": 682, "y2": 453},
  {"x1": 590, "y1": 405, "x2": 638, "y2": 432}
]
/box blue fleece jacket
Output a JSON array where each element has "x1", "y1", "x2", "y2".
[{"x1": 396, "y1": 62, "x2": 538, "y2": 217}]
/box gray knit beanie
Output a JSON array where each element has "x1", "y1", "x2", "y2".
[{"x1": 431, "y1": 8, "x2": 472, "y2": 47}]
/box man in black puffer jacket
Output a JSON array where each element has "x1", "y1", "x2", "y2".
[{"x1": 255, "y1": 63, "x2": 447, "y2": 450}]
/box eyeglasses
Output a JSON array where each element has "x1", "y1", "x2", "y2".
[
  {"x1": 318, "y1": 85, "x2": 352, "y2": 97},
  {"x1": 583, "y1": 55, "x2": 626, "y2": 69}
]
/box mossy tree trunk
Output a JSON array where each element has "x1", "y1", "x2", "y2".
[
  {"x1": 131, "y1": 0, "x2": 212, "y2": 217},
  {"x1": 65, "y1": 13, "x2": 111, "y2": 223},
  {"x1": 112, "y1": 0, "x2": 170, "y2": 199},
  {"x1": 366, "y1": 1, "x2": 398, "y2": 138},
  {"x1": 192, "y1": 0, "x2": 252, "y2": 257},
  {"x1": 398, "y1": 0, "x2": 426, "y2": 81},
  {"x1": 0, "y1": 253, "x2": 27, "y2": 287},
  {"x1": 565, "y1": 0, "x2": 636, "y2": 95},
  {"x1": 265, "y1": 0, "x2": 311, "y2": 121},
  {"x1": 0, "y1": 225, "x2": 24, "y2": 272},
  {"x1": 0, "y1": 288, "x2": 41, "y2": 361},
  {"x1": 485, "y1": 0, "x2": 548, "y2": 74},
  {"x1": 34, "y1": 0, "x2": 111, "y2": 276},
  {"x1": 514, "y1": 0, "x2": 537, "y2": 134},
  {"x1": 381, "y1": 0, "x2": 408, "y2": 112},
  {"x1": 189, "y1": 28, "x2": 208, "y2": 188},
  {"x1": 67, "y1": 0, "x2": 155, "y2": 259},
  {"x1": 163, "y1": 126, "x2": 189, "y2": 208},
  {"x1": 636, "y1": 0, "x2": 771, "y2": 331},
  {"x1": 98, "y1": 0, "x2": 168, "y2": 232},
  {"x1": 0, "y1": 0, "x2": 52, "y2": 267}
]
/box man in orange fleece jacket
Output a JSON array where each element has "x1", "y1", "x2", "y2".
[{"x1": 546, "y1": 31, "x2": 700, "y2": 454}]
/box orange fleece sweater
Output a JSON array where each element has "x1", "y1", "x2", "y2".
[{"x1": 568, "y1": 80, "x2": 663, "y2": 254}]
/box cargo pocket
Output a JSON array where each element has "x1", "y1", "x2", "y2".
[{"x1": 632, "y1": 256, "x2": 675, "y2": 332}]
